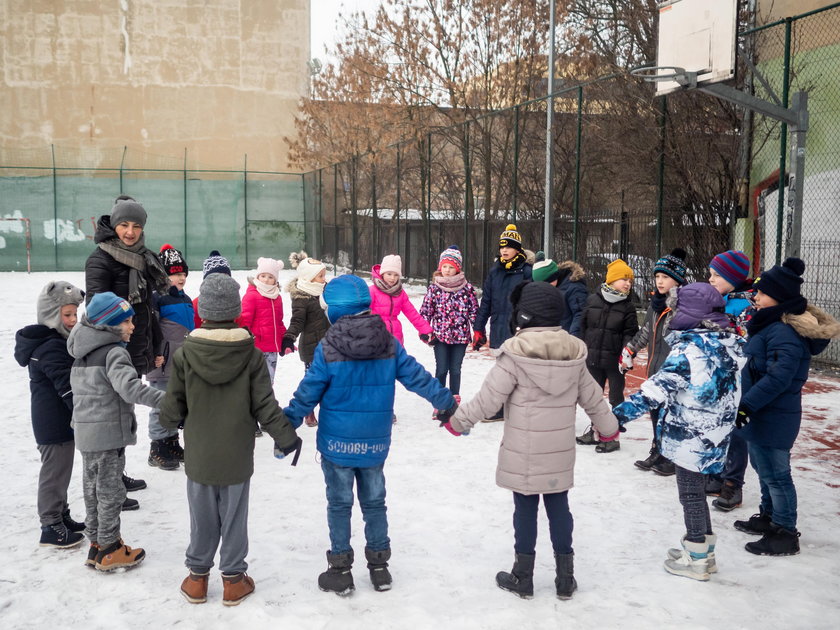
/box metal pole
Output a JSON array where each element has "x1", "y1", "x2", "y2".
[
  {"x1": 183, "y1": 148, "x2": 188, "y2": 264},
  {"x1": 543, "y1": 0, "x2": 557, "y2": 258},
  {"x1": 512, "y1": 106, "x2": 520, "y2": 221},
  {"x1": 655, "y1": 96, "x2": 667, "y2": 260},
  {"x1": 243, "y1": 154, "x2": 248, "y2": 267},
  {"x1": 785, "y1": 91, "x2": 808, "y2": 259},
  {"x1": 333, "y1": 166, "x2": 338, "y2": 276},
  {"x1": 51, "y1": 144, "x2": 58, "y2": 270},
  {"x1": 396, "y1": 144, "x2": 402, "y2": 257},
  {"x1": 351, "y1": 156, "x2": 358, "y2": 275},
  {"x1": 119, "y1": 146, "x2": 127, "y2": 193},
  {"x1": 316, "y1": 168, "x2": 323, "y2": 259},
  {"x1": 427, "y1": 132, "x2": 432, "y2": 283},
  {"x1": 572, "y1": 85, "x2": 583, "y2": 260},
  {"x1": 775, "y1": 18, "x2": 792, "y2": 266}
]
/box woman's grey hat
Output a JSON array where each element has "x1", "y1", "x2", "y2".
[
  {"x1": 110, "y1": 200, "x2": 147, "y2": 228},
  {"x1": 198, "y1": 274, "x2": 242, "y2": 321}
]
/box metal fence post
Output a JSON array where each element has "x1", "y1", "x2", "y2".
[
  {"x1": 775, "y1": 18, "x2": 792, "y2": 266},
  {"x1": 512, "y1": 106, "x2": 520, "y2": 222},
  {"x1": 243, "y1": 154, "x2": 248, "y2": 267},
  {"x1": 656, "y1": 95, "x2": 667, "y2": 260},
  {"x1": 51, "y1": 144, "x2": 58, "y2": 270},
  {"x1": 119, "y1": 146, "x2": 127, "y2": 194},
  {"x1": 573, "y1": 86, "x2": 583, "y2": 261},
  {"x1": 333, "y1": 165, "x2": 338, "y2": 275}
]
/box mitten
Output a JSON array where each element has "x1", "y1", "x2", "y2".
[
  {"x1": 472, "y1": 330, "x2": 487, "y2": 351},
  {"x1": 618, "y1": 346, "x2": 635, "y2": 375},
  {"x1": 281, "y1": 336, "x2": 297, "y2": 356},
  {"x1": 735, "y1": 405, "x2": 750, "y2": 429},
  {"x1": 435, "y1": 400, "x2": 459, "y2": 425},
  {"x1": 274, "y1": 436, "x2": 303, "y2": 466},
  {"x1": 442, "y1": 421, "x2": 462, "y2": 436},
  {"x1": 419, "y1": 333, "x2": 437, "y2": 346}
]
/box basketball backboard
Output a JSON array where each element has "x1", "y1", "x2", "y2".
[{"x1": 655, "y1": 0, "x2": 738, "y2": 95}]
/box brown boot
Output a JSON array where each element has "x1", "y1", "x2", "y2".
[
  {"x1": 222, "y1": 572, "x2": 255, "y2": 606},
  {"x1": 85, "y1": 543, "x2": 100, "y2": 568},
  {"x1": 180, "y1": 570, "x2": 209, "y2": 604},
  {"x1": 95, "y1": 539, "x2": 146, "y2": 571}
]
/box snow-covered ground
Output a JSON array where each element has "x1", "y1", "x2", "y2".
[{"x1": 1, "y1": 269, "x2": 838, "y2": 630}]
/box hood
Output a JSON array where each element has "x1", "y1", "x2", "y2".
[
  {"x1": 558, "y1": 260, "x2": 586, "y2": 282},
  {"x1": 181, "y1": 327, "x2": 256, "y2": 385},
  {"x1": 93, "y1": 215, "x2": 118, "y2": 244},
  {"x1": 14, "y1": 324, "x2": 63, "y2": 367},
  {"x1": 523, "y1": 249, "x2": 536, "y2": 265},
  {"x1": 783, "y1": 304, "x2": 840, "y2": 356},
  {"x1": 370, "y1": 264, "x2": 383, "y2": 281},
  {"x1": 324, "y1": 313, "x2": 392, "y2": 360},
  {"x1": 67, "y1": 319, "x2": 124, "y2": 359},
  {"x1": 499, "y1": 327, "x2": 589, "y2": 394},
  {"x1": 665, "y1": 328, "x2": 746, "y2": 352}
]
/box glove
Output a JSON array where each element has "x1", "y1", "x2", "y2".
[
  {"x1": 436, "y1": 400, "x2": 459, "y2": 425},
  {"x1": 274, "y1": 436, "x2": 303, "y2": 466},
  {"x1": 419, "y1": 333, "x2": 437, "y2": 346},
  {"x1": 281, "y1": 337, "x2": 297, "y2": 356},
  {"x1": 735, "y1": 405, "x2": 750, "y2": 429},
  {"x1": 472, "y1": 330, "x2": 487, "y2": 351},
  {"x1": 442, "y1": 421, "x2": 462, "y2": 436},
  {"x1": 618, "y1": 347, "x2": 635, "y2": 375}
]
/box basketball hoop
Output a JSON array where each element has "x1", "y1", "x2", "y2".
[{"x1": 630, "y1": 65, "x2": 696, "y2": 88}]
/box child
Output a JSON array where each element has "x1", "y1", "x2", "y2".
[
  {"x1": 576, "y1": 259, "x2": 639, "y2": 452},
  {"x1": 240, "y1": 257, "x2": 288, "y2": 387},
  {"x1": 67, "y1": 292, "x2": 166, "y2": 571},
  {"x1": 612, "y1": 283, "x2": 746, "y2": 581},
  {"x1": 369, "y1": 254, "x2": 432, "y2": 345},
  {"x1": 193, "y1": 250, "x2": 233, "y2": 329},
  {"x1": 732, "y1": 257, "x2": 840, "y2": 556},
  {"x1": 419, "y1": 245, "x2": 478, "y2": 408},
  {"x1": 283, "y1": 253, "x2": 330, "y2": 426},
  {"x1": 282, "y1": 274, "x2": 456, "y2": 596},
  {"x1": 14, "y1": 281, "x2": 86, "y2": 548},
  {"x1": 531, "y1": 254, "x2": 589, "y2": 337},
  {"x1": 441, "y1": 281, "x2": 619, "y2": 600},
  {"x1": 146, "y1": 244, "x2": 194, "y2": 471},
  {"x1": 159, "y1": 273, "x2": 300, "y2": 606},
  {"x1": 620, "y1": 248, "x2": 688, "y2": 474}
]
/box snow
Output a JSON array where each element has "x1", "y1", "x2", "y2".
[{"x1": 2, "y1": 269, "x2": 838, "y2": 630}]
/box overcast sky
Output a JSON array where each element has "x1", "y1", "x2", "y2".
[{"x1": 310, "y1": 0, "x2": 380, "y2": 62}]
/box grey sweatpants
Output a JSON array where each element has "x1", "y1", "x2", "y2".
[
  {"x1": 186, "y1": 478, "x2": 250, "y2": 574},
  {"x1": 37, "y1": 441, "x2": 75, "y2": 526},
  {"x1": 147, "y1": 379, "x2": 177, "y2": 441},
  {"x1": 82, "y1": 448, "x2": 127, "y2": 547}
]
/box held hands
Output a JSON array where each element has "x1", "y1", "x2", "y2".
[
  {"x1": 618, "y1": 347, "x2": 635, "y2": 375},
  {"x1": 735, "y1": 405, "x2": 750, "y2": 429},
  {"x1": 274, "y1": 436, "x2": 303, "y2": 466},
  {"x1": 472, "y1": 330, "x2": 487, "y2": 351},
  {"x1": 419, "y1": 333, "x2": 437, "y2": 346},
  {"x1": 154, "y1": 355, "x2": 165, "y2": 368},
  {"x1": 280, "y1": 337, "x2": 297, "y2": 356}
]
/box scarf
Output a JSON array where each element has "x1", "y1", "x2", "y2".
[
  {"x1": 297, "y1": 277, "x2": 325, "y2": 297},
  {"x1": 497, "y1": 251, "x2": 526, "y2": 271},
  {"x1": 747, "y1": 295, "x2": 808, "y2": 336},
  {"x1": 253, "y1": 277, "x2": 281, "y2": 299},
  {"x1": 373, "y1": 275, "x2": 403, "y2": 296},
  {"x1": 650, "y1": 291, "x2": 668, "y2": 314},
  {"x1": 601, "y1": 283, "x2": 629, "y2": 303},
  {"x1": 434, "y1": 272, "x2": 467, "y2": 293},
  {"x1": 98, "y1": 236, "x2": 170, "y2": 304}
]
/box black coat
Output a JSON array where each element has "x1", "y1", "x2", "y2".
[
  {"x1": 14, "y1": 325, "x2": 74, "y2": 445},
  {"x1": 85, "y1": 216, "x2": 162, "y2": 375},
  {"x1": 474, "y1": 258, "x2": 533, "y2": 349},
  {"x1": 285, "y1": 278, "x2": 331, "y2": 364},
  {"x1": 579, "y1": 291, "x2": 639, "y2": 369}
]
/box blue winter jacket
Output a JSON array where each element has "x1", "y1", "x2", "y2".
[
  {"x1": 557, "y1": 261, "x2": 588, "y2": 338},
  {"x1": 14, "y1": 325, "x2": 74, "y2": 445},
  {"x1": 738, "y1": 305, "x2": 839, "y2": 449},
  {"x1": 474, "y1": 258, "x2": 533, "y2": 349},
  {"x1": 613, "y1": 328, "x2": 746, "y2": 474},
  {"x1": 283, "y1": 312, "x2": 455, "y2": 467}
]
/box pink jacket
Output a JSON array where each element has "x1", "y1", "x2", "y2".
[
  {"x1": 369, "y1": 265, "x2": 432, "y2": 345},
  {"x1": 238, "y1": 282, "x2": 286, "y2": 352}
]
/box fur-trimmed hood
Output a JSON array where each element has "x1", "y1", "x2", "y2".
[
  {"x1": 558, "y1": 260, "x2": 586, "y2": 282},
  {"x1": 782, "y1": 304, "x2": 840, "y2": 340},
  {"x1": 285, "y1": 277, "x2": 315, "y2": 300}
]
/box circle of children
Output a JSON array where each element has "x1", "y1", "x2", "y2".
[{"x1": 15, "y1": 199, "x2": 840, "y2": 606}]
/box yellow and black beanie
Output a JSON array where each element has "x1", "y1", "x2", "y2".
[{"x1": 499, "y1": 224, "x2": 523, "y2": 252}]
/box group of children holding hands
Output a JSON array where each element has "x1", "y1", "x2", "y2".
[{"x1": 15, "y1": 207, "x2": 838, "y2": 606}]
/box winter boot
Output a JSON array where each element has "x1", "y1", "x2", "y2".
[
  {"x1": 181, "y1": 570, "x2": 210, "y2": 604},
  {"x1": 734, "y1": 511, "x2": 773, "y2": 535},
  {"x1": 95, "y1": 539, "x2": 146, "y2": 571},
  {"x1": 62, "y1": 509, "x2": 86, "y2": 533},
  {"x1": 122, "y1": 497, "x2": 139, "y2": 511},
  {"x1": 745, "y1": 524, "x2": 801, "y2": 556},
  {"x1": 712, "y1": 481, "x2": 742, "y2": 511},
  {"x1": 576, "y1": 425, "x2": 597, "y2": 445},
  {"x1": 704, "y1": 476, "x2": 724, "y2": 496},
  {"x1": 85, "y1": 543, "x2": 101, "y2": 568},
  {"x1": 222, "y1": 572, "x2": 255, "y2": 606},
  {"x1": 595, "y1": 439, "x2": 620, "y2": 453},
  {"x1": 148, "y1": 439, "x2": 179, "y2": 471},
  {"x1": 634, "y1": 444, "x2": 659, "y2": 471},
  {"x1": 365, "y1": 547, "x2": 392, "y2": 591},
  {"x1": 122, "y1": 473, "x2": 146, "y2": 492},
  {"x1": 165, "y1": 435, "x2": 185, "y2": 462},
  {"x1": 668, "y1": 534, "x2": 717, "y2": 574},
  {"x1": 39, "y1": 522, "x2": 84, "y2": 549},
  {"x1": 495, "y1": 552, "x2": 535, "y2": 599},
  {"x1": 318, "y1": 550, "x2": 355, "y2": 596},
  {"x1": 554, "y1": 552, "x2": 578, "y2": 600},
  {"x1": 663, "y1": 538, "x2": 710, "y2": 581},
  {"x1": 651, "y1": 455, "x2": 676, "y2": 476}
]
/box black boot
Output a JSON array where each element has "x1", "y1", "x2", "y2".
[
  {"x1": 62, "y1": 508, "x2": 86, "y2": 533},
  {"x1": 734, "y1": 511, "x2": 773, "y2": 535},
  {"x1": 634, "y1": 444, "x2": 659, "y2": 471},
  {"x1": 495, "y1": 552, "x2": 535, "y2": 599},
  {"x1": 165, "y1": 435, "x2": 185, "y2": 463},
  {"x1": 365, "y1": 547, "x2": 392, "y2": 591},
  {"x1": 148, "y1": 439, "x2": 179, "y2": 470},
  {"x1": 554, "y1": 552, "x2": 578, "y2": 600},
  {"x1": 318, "y1": 550, "x2": 355, "y2": 596},
  {"x1": 651, "y1": 455, "x2": 676, "y2": 476},
  {"x1": 122, "y1": 473, "x2": 146, "y2": 491},
  {"x1": 39, "y1": 522, "x2": 84, "y2": 548},
  {"x1": 745, "y1": 524, "x2": 801, "y2": 556},
  {"x1": 712, "y1": 481, "x2": 742, "y2": 511}
]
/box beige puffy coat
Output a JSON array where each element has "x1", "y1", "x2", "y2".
[{"x1": 450, "y1": 326, "x2": 619, "y2": 495}]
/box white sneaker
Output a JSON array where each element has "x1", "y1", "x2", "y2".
[
  {"x1": 663, "y1": 539, "x2": 710, "y2": 581},
  {"x1": 667, "y1": 534, "x2": 717, "y2": 573}
]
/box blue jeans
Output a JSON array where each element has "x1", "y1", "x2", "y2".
[
  {"x1": 321, "y1": 459, "x2": 389, "y2": 554},
  {"x1": 433, "y1": 343, "x2": 467, "y2": 395},
  {"x1": 512, "y1": 491, "x2": 573, "y2": 555},
  {"x1": 748, "y1": 442, "x2": 797, "y2": 530}
]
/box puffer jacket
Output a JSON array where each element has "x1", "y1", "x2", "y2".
[
  {"x1": 613, "y1": 328, "x2": 747, "y2": 474},
  {"x1": 579, "y1": 290, "x2": 639, "y2": 369},
  {"x1": 146, "y1": 286, "x2": 194, "y2": 380},
  {"x1": 474, "y1": 253, "x2": 534, "y2": 349},
  {"x1": 626, "y1": 295, "x2": 674, "y2": 377},
  {"x1": 557, "y1": 261, "x2": 588, "y2": 337},
  {"x1": 284, "y1": 278, "x2": 330, "y2": 364},
  {"x1": 239, "y1": 281, "x2": 286, "y2": 353},
  {"x1": 14, "y1": 325, "x2": 75, "y2": 445},
  {"x1": 738, "y1": 304, "x2": 840, "y2": 449},
  {"x1": 84, "y1": 216, "x2": 163, "y2": 376},
  {"x1": 159, "y1": 322, "x2": 298, "y2": 486},
  {"x1": 67, "y1": 319, "x2": 165, "y2": 452},
  {"x1": 419, "y1": 278, "x2": 479, "y2": 345},
  {"x1": 369, "y1": 264, "x2": 432, "y2": 345},
  {"x1": 450, "y1": 327, "x2": 618, "y2": 494},
  {"x1": 283, "y1": 313, "x2": 454, "y2": 468}
]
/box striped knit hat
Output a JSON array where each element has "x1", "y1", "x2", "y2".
[
  {"x1": 499, "y1": 224, "x2": 523, "y2": 251},
  {"x1": 709, "y1": 250, "x2": 750, "y2": 289},
  {"x1": 653, "y1": 247, "x2": 688, "y2": 285},
  {"x1": 532, "y1": 251, "x2": 560, "y2": 283},
  {"x1": 86, "y1": 292, "x2": 135, "y2": 327},
  {"x1": 439, "y1": 245, "x2": 463, "y2": 273},
  {"x1": 202, "y1": 250, "x2": 232, "y2": 279}
]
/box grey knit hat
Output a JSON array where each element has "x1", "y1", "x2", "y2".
[
  {"x1": 37, "y1": 281, "x2": 85, "y2": 337},
  {"x1": 198, "y1": 274, "x2": 242, "y2": 322},
  {"x1": 110, "y1": 200, "x2": 147, "y2": 228}
]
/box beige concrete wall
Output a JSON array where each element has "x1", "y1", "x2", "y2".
[
  {"x1": 0, "y1": 0, "x2": 310, "y2": 172},
  {"x1": 757, "y1": 0, "x2": 835, "y2": 23}
]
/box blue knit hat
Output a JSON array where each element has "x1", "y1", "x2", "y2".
[
  {"x1": 322, "y1": 275, "x2": 371, "y2": 324},
  {"x1": 86, "y1": 292, "x2": 135, "y2": 326}
]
